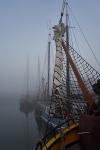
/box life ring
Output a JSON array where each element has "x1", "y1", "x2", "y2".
[{"x1": 35, "y1": 141, "x2": 42, "y2": 150}]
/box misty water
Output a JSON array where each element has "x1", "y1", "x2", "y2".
[{"x1": 0, "y1": 95, "x2": 41, "y2": 150}]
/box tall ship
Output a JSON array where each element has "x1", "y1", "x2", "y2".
[
  {"x1": 20, "y1": 56, "x2": 34, "y2": 116},
  {"x1": 35, "y1": 0, "x2": 100, "y2": 149}
]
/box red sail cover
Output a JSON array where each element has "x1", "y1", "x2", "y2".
[{"x1": 79, "y1": 115, "x2": 100, "y2": 150}]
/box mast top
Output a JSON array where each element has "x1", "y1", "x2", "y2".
[
  {"x1": 53, "y1": 23, "x2": 66, "y2": 41},
  {"x1": 59, "y1": 0, "x2": 68, "y2": 24}
]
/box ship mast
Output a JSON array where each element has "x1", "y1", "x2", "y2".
[
  {"x1": 59, "y1": 0, "x2": 71, "y2": 111},
  {"x1": 38, "y1": 56, "x2": 40, "y2": 91},
  {"x1": 26, "y1": 56, "x2": 29, "y2": 97},
  {"x1": 66, "y1": 1, "x2": 70, "y2": 97},
  {"x1": 37, "y1": 56, "x2": 41, "y2": 100},
  {"x1": 47, "y1": 33, "x2": 51, "y2": 98},
  {"x1": 59, "y1": 0, "x2": 70, "y2": 88}
]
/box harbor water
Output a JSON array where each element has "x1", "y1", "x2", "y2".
[{"x1": 0, "y1": 95, "x2": 41, "y2": 150}]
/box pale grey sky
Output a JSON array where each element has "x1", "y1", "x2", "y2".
[{"x1": 0, "y1": 0, "x2": 100, "y2": 97}]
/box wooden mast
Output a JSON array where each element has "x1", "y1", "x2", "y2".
[{"x1": 66, "y1": 1, "x2": 70, "y2": 97}]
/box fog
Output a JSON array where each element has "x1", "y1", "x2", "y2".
[
  {"x1": 0, "y1": 0, "x2": 100, "y2": 100},
  {"x1": 0, "y1": 1, "x2": 100, "y2": 149}
]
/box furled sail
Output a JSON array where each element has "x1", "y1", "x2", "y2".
[
  {"x1": 53, "y1": 23, "x2": 65, "y2": 94},
  {"x1": 50, "y1": 23, "x2": 68, "y2": 117}
]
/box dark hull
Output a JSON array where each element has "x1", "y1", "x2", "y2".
[
  {"x1": 20, "y1": 101, "x2": 34, "y2": 114},
  {"x1": 79, "y1": 115, "x2": 100, "y2": 150}
]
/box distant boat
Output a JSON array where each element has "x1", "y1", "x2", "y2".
[{"x1": 20, "y1": 95, "x2": 34, "y2": 115}]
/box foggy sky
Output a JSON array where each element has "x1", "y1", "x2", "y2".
[{"x1": 0, "y1": 0, "x2": 100, "y2": 97}]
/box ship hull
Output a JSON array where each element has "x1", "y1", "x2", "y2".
[{"x1": 79, "y1": 115, "x2": 100, "y2": 150}]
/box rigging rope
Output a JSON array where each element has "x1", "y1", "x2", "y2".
[
  {"x1": 36, "y1": 1, "x2": 100, "y2": 149},
  {"x1": 68, "y1": 4, "x2": 100, "y2": 69}
]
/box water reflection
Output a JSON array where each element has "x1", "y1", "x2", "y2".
[
  {"x1": 0, "y1": 95, "x2": 40, "y2": 150},
  {"x1": 19, "y1": 100, "x2": 39, "y2": 150},
  {"x1": 19, "y1": 110, "x2": 31, "y2": 150}
]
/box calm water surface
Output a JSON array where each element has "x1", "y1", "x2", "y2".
[{"x1": 0, "y1": 95, "x2": 41, "y2": 150}]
